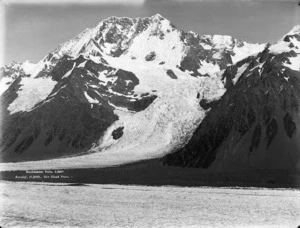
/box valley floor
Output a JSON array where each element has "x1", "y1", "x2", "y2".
[{"x1": 0, "y1": 181, "x2": 300, "y2": 227}]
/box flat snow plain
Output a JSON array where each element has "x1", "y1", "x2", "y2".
[{"x1": 1, "y1": 181, "x2": 300, "y2": 227}]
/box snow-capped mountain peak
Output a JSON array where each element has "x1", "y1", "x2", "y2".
[
  {"x1": 286, "y1": 24, "x2": 300, "y2": 36},
  {"x1": 1, "y1": 16, "x2": 300, "y2": 174},
  {"x1": 269, "y1": 24, "x2": 300, "y2": 55}
]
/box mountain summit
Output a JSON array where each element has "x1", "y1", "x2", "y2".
[{"x1": 0, "y1": 15, "x2": 299, "y2": 178}]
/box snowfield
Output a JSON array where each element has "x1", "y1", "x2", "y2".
[
  {"x1": 7, "y1": 76, "x2": 57, "y2": 114},
  {"x1": 0, "y1": 181, "x2": 300, "y2": 228}
]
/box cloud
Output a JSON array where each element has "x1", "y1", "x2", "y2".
[{"x1": 2, "y1": 0, "x2": 145, "y2": 5}]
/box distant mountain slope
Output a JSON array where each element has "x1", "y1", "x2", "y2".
[
  {"x1": 0, "y1": 15, "x2": 298, "y2": 174},
  {"x1": 163, "y1": 25, "x2": 300, "y2": 173}
]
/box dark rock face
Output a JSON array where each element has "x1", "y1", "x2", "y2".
[
  {"x1": 163, "y1": 47, "x2": 300, "y2": 172},
  {"x1": 162, "y1": 114, "x2": 234, "y2": 168},
  {"x1": 263, "y1": 105, "x2": 273, "y2": 125},
  {"x1": 110, "y1": 69, "x2": 139, "y2": 94},
  {"x1": 221, "y1": 56, "x2": 254, "y2": 89},
  {"x1": 199, "y1": 99, "x2": 219, "y2": 111},
  {"x1": 250, "y1": 124, "x2": 262, "y2": 153},
  {"x1": 94, "y1": 15, "x2": 170, "y2": 58},
  {"x1": 51, "y1": 56, "x2": 76, "y2": 81},
  {"x1": 283, "y1": 112, "x2": 296, "y2": 138},
  {"x1": 145, "y1": 52, "x2": 156, "y2": 61},
  {"x1": 266, "y1": 118, "x2": 278, "y2": 149},
  {"x1": 166, "y1": 69, "x2": 177, "y2": 79},
  {"x1": 178, "y1": 31, "x2": 246, "y2": 77},
  {"x1": 180, "y1": 54, "x2": 202, "y2": 76},
  {"x1": 179, "y1": 32, "x2": 204, "y2": 76},
  {"x1": 0, "y1": 54, "x2": 156, "y2": 162},
  {"x1": 1, "y1": 98, "x2": 118, "y2": 160},
  {"x1": 236, "y1": 108, "x2": 256, "y2": 136},
  {"x1": 109, "y1": 93, "x2": 157, "y2": 112},
  {"x1": 1, "y1": 85, "x2": 119, "y2": 162},
  {"x1": 112, "y1": 127, "x2": 124, "y2": 140}
]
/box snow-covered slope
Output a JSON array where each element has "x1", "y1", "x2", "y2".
[
  {"x1": 0, "y1": 15, "x2": 298, "y2": 171},
  {"x1": 199, "y1": 34, "x2": 266, "y2": 64}
]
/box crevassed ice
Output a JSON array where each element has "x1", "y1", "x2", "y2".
[{"x1": 198, "y1": 60, "x2": 220, "y2": 76}]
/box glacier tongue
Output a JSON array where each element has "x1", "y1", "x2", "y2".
[{"x1": 93, "y1": 63, "x2": 203, "y2": 159}]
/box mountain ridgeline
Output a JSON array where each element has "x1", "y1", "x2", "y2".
[{"x1": 1, "y1": 15, "x2": 300, "y2": 183}]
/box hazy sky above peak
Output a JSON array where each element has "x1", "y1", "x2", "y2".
[{"x1": 1, "y1": 0, "x2": 300, "y2": 65}]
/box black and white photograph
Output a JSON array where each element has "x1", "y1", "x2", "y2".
[{"x1": 0, "y1": 0, "x2": 300, "y2": 227}]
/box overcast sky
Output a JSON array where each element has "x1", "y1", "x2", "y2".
[{"x1": 1, "y1": 0, "x2": 300, "y2": 65}]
